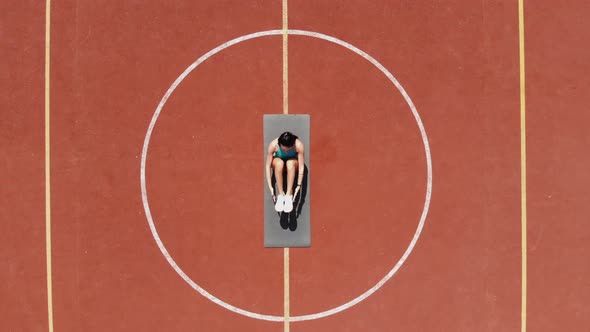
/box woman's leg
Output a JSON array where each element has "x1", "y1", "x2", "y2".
[
  {"x1": 272, "y1": 158, "x2": 286, "y2": 195},
  {"x1": 285, "y1": 159, "x2": 299, "y2": 196}
]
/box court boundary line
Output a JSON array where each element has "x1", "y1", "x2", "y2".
[
  {"x1": 518, "y1": 0, "x2": 527, "y2": 331},
  {"x1": 45, "y1": 0, "x2": 54, "y2": 331}
]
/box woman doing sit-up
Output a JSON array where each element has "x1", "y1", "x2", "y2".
[{"x1": 265, "y1": 131, "x2": 305, "y2": 213}]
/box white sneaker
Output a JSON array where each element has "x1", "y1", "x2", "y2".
[
  {"x1": 283, "y1": 195, "x2": 293, "y2": 213},
  {"x1": 275, "y1": 195, "x2": 285, "y2": 212}
]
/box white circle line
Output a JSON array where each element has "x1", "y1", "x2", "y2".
[{"x1": 140, "y1": 29, "x2": 432, "y2": 322}]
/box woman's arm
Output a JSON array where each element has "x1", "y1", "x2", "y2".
[
  {"x1": 265, "y1": 141, "x2": 276, "y2": 195},
  {"x1": 292, "y1": 140, "x2": 305, "y2": 200},
  {"x1": 295, "y1": 139, "x2": 305, "y2": 186},
  {"x1": 296, "y1": 140, "x2": 305, "y2": 185}
]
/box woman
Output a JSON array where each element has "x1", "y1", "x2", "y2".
[{"x1": 265, "y1": 131, "x2": 305, "y2": 213}]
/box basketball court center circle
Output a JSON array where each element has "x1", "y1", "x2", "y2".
[{"x1": 140, "y1": 29, "x2": 433, "y2": 322}]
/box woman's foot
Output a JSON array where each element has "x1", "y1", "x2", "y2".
[
  {"x1": 283, "y1": 195, "x2": 294, "y2": 213},
  {"x1": 275, "y1": 194, "x2": 285, "y2": 212}
]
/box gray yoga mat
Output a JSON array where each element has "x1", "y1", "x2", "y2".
[{"x1": 263, "y1": 115, "x2": 311, "y2": 248}]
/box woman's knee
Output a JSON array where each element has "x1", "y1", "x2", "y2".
[
  {"x1": 272, "y1": 158, "x2": 285, "y2": 170},
  {"x1": 286, "y1": 159, "x2": 298, "y2": 171}
]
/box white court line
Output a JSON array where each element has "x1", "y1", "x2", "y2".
[{"x1": 141, "y1": 29, "x2": 432, "y2": 322}]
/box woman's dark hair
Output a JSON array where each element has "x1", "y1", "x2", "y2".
[{"x1": 278, "y1": 131, "x2": 298, "y2": 147}]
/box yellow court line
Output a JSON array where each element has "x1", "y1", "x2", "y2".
[
  {"x1": 282, "y1": 0, "x2": 288, "y2": 115},
  {"x1": 284, "y1": 248, "x2": 290, "y2": 332},
  {"x1": 282, "y1": 1, "x2": 290, "y2": 331},
  {"x1": 518, "y1": 0, "x2": 527, "y2": 332},
  {"x1": 45, "y1": 0, "x2": 54, "y2": 331}
]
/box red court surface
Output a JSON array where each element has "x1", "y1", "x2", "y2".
[{"x1": 2, "y1": 1, "x2": 590, "y2": 331}]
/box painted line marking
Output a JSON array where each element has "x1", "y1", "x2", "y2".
[
  {"x1": 141, "y1": 29, "x2": 432, "y2": 322},
  {"x1": 45, "y1": 0, "x2": 54, "y2": 331},
  {"x1": 282, "y1": 0, "x2": 288, "y2": 115},
  {"x1": 284, "y1": 248, "x2": 290, "y2": 331},
  {"x1": 518, "y1": 1, "x2": 527, "y2": 331},
  {"x1": 282, "y1": 1, "x2": 290, "y2": 331}
]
